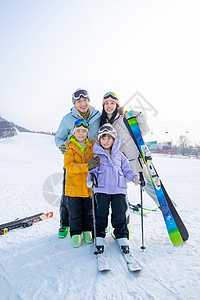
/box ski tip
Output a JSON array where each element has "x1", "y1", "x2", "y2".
[
  {"x1": 46, "y1": 212, "x2": 53, "y2": 218},
  {"x1": 128, "y1": 266, "x2": 142, "y2": 272},
  {"x1": 98, "y1": 268, "x2": 111, "y2": 272}
]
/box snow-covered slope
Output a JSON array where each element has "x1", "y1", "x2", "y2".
[{"x1": 0, "y1": 133, "x2": 200, "y2": 300}]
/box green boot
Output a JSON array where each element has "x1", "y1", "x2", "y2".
[
  {"x1": 71, "y1": 235, "x2": 81, "y2": 248},
  {"x1": 83, "y1": 231, "x2": 93, "y2": 244},
  {"x1": 58, "y1": 226, "x2": 70, "y2": 239}
]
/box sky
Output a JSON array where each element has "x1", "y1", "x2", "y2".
[{"x1": 0, "y1": 0, "x2": 200, "y2": 144}]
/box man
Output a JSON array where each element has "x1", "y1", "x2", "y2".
[{"x1": 55, "y1": 89, "x2": 101, "y2": 238}]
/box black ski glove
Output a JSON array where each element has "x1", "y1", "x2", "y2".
[{"x1": 88, "y1": 156, "x2": 100, "y2": 171}]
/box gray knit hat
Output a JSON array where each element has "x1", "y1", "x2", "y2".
[{"x1": 72, "y1": 89, "x2": 90, "y2": 104}]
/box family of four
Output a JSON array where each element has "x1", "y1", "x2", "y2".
[{"x1": 54, "y1": 89, "x2": 156, "y2": 252}]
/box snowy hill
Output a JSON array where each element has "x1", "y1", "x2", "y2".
[
  {"x1": 0, "y1": 133, "x2": 200, "y2": 300},
  {"x1": 0, "y1": 115, "x2": 30, "y2": 139}
]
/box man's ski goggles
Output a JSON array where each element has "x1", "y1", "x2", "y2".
[
  {"x1": 74, "y1": 119, "x2": 89, "y2": 128},
  {"x1": 73, "y1": 89, "x2": 89, "y2": 101},
  {"x1": 103, "y1": 92, "x2": 118, "y2": 101}
]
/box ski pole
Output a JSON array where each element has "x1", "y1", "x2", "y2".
[
  {"x1": 139, "y1": 172, "x2": 146, "y2": 250},
  {"x1": 87, "y1": 173, "x2": 98, "y2": 254}
]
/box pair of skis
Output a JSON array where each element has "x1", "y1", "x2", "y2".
[
  {"x1": 0, "y1": 212, "x2": 53, "y2": 235},
  {"x1": 96, "y1": 236, "x2": 142, "y2": 273},
  {"x1": 123, "y1": 111, "x2": 189, "y2": 246},
  {"x1": 88, "y1": 173, "x2": 141, "y2": 273}
]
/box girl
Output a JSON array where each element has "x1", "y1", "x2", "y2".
[
  {"x1": 100, "y1": 91, "x2": 158, "y2": 206},
  {"x1": 88, "y1": 124, "x2": 140, "y2": 253},
  {"x1": 64, "y1": 119, "x2": 100, "y2": 248}
]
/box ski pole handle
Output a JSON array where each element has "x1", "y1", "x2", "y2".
[
  {"x1": 87, "y1": 180, "x2": 93, "y2": 188},
  {"x1": 87, "y1": 173, "x2": 98, "y2": 188}
]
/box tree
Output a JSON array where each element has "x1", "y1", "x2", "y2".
[{"x1": 177, "y1": 135, "x2": 190, "y2": 156}]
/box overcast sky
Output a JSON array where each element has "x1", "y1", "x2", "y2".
[{"x1": 0, "y1": 0, "x2": 200, "y2": 144}]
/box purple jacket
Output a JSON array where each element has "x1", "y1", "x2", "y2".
[{"x1": 88, "y1": 138, "x2": 137, "y2": 195}]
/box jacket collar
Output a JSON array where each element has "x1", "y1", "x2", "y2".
[
  {"x1": 71, "y1": 105, "x2": 96, "y2": 118},
  {"x1": 93, "y1": 138, "x2": 121, "y2": 157},
  {"x1": 69, "y1": 135, "x2": 89, "y2": 155}
]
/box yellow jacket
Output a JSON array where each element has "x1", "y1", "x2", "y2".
[{"x1": 64, "y1": 136, "x2": 94, "y2": 197}]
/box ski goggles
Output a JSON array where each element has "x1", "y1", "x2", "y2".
[
  {"x1": 73, "y1": 89, "x2": 89, "y2": 101},
  {"x1": 98, "y1": 124, "x2": 117, "y2": 140},
  {"x1": 98, "y1": 124, "x2": 116, "y2": 134},
  {"x1": 73, "y1": 119, "x2": 89, "y2": 129},
  {"x1": 103, "y1": 92, "x2": 118, "y2": 101}
]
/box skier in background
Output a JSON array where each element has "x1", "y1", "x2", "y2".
[
  {"x1": 55, "y1": 89, "x2": 101, "y2": 238},
  {"x1": 64, "y1": 120, "x2": 100, "y2": 248},
  {"x1": 100, "y1": 91, "x2": 158, "y2": 206},
  {"x1": 88, "y1": 124, "x2": 140, "y2": 253}
]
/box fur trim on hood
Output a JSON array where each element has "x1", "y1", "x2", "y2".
[
  {"x1": 88, "y1": 137, "x2": 97, "y2": 145},
  {"x1": 118, "y1": 106, "x2": 125, "y2": 115}
]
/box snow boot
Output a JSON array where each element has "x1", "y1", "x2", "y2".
[
  {"x1": 83, "y1": 231, "x2": 93, "y2": 244},
  {"x1": 58, "y1": 226, "x2": 70, "y2": 239},
  {"x1": 117, "y1": 238, "x2": 129, "y2": 254},
  {"x1": 71, "y1": 234, "x2": 81, "y2": 248}
]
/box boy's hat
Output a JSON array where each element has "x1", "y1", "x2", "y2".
[
  {"x1": 73, "y1": 119, "x2": 89, "y2": 135},
  {"x1": 102, "y1": 91, "x2": 120, "y2": 107},
  {"x1": 72, "y1": 89, "x2": 90, "y2": 104},
  {"x1": 98, "y1": 123, "x2": 117, "y2": 141}
]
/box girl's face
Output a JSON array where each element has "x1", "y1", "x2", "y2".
[
  {"x1": 100, "y1": 134, "x2": 114, "y2": 150},
  {"x1": 75, "y1": 97, "x2": 90, "y2": 114},
  {"x1": 104, "y1": 100, "x2": 117, "y2": 115},
  {"x1": 74, "y1": 128, "x2": 88, "y2": 143}
]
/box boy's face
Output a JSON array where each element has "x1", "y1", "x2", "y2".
[
  {"x1": 74, "y1": 128, "x2": 88, "y2": 143},
  {"x1": 100, "y1": 134, "x2": 114, "y2": 150},
  {"x1": 74, "y1": 97, "x2": 90, "y2": 114},
  {"x1": 104, "y1": 100, "x2": 117, "y2": 115}
]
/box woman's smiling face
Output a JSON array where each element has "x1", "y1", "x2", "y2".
[{"x1": 104, "y1": 100, "x2": 117, "y2": 115}]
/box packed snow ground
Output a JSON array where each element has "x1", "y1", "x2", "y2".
[{"x1": 0, "y1": 133, "x2": 200, "y2": 300}]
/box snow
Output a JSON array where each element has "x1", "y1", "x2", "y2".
[{"x1": 0, "y1": 132, "x2": 200, "y2": 300}]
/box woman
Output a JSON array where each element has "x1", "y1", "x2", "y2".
[{"x1": 100, "y1": 91, "x2": 158, "y2": 206}]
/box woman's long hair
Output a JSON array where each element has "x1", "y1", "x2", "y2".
[{"x1": 100, "y1": 106, "x2": 119, "y2": 126}]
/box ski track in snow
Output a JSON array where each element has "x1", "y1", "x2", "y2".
[{"x1": 0, "y1": 133, "x2": 200, "y2": 300}]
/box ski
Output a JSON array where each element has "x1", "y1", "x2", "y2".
[
  {"x1": 97, "y1": 252, "x2": 110, "y2": 272},
  {"x1": 94, "y1": 246, "x2": 110, "y2": 272},
  {"x1": 112, "y1": 235, "x2": 142, "y2": 272},
  {"x1": 0, "y1": 212, "x2": 53, "y2": 235},
  {"x1": 160, "y1": 181, "x2": 189, "y2": 241},
  {"x1": 124, "y1": 111, "x2": 188, "y2": 246},
  {"x1": 129, "y1": 203, "x2": 148, "y2": 215},
  {"x1": 128, "y1": 202, "x2": 158, "y2": 214}
]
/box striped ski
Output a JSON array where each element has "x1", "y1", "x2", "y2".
[{"x1": 123, "y1": 111, "x2": 187, "y2": 246}]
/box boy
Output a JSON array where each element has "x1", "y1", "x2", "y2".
[{"x1": 64, "y1": 119, "x2": 100, "y2": 248}]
